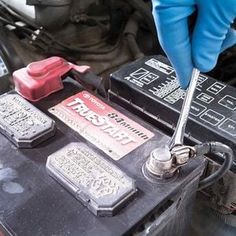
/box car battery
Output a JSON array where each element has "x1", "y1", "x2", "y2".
[
  {"x1": 109, "y1": 55, "x2": 236, "y2": 172},
  {"x1": 0, "y1": 78, "x2": 205, "y2": 236}
]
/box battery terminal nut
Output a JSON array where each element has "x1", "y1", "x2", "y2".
[
  {"x1": 145, "y1": 145, "x2": 197, "y2": 179},
  {"x1": 145, "y1": 141, "x2": 233, "y2": 191}
]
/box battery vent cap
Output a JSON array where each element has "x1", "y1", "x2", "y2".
[{"x1": 0, "y1": 92, "x2": 56, "y2": 148}]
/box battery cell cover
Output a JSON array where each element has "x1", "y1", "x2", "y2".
[
  {"x1": 0, "y1": 92, "x2": 56, "y2": 148},
  {"x1": 46, "y1": 142, "x2": 136, "y2": 216}
]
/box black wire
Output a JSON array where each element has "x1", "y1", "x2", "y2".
[{"x1": 196, "y1": 142, "x2": 233, "y2": 190}]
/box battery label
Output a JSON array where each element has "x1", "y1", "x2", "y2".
[
  {"x1": 0, "y1": 56, "x2": 8, "y2": 77},
  {"x1": 49, "y1": 91, "x2": 154, "y2": 160}
]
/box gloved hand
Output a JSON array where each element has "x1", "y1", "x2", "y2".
[{"x1": 152, "y1": 0, "x2": 236, "y2": 89}]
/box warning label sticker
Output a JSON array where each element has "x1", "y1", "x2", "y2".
[{"x1": 49, "y1": 91, "x2": 154, "y2": 160}]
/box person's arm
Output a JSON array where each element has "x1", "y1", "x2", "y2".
[{"x1": 152, "y1": 0, "x2": 236, "y2": 89}]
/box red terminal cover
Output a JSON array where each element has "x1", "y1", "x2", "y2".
[{"x1": 13, "y1": 57, "x2": 90, "y2": 102}]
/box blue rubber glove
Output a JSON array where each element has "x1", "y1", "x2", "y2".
[{"x1": 152, "y1": 0, "x2": 236, "y2": 89}]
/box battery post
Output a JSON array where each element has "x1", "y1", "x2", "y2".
[{"x1": 145, "y1": 144, "x2": 197, "y2": 180}]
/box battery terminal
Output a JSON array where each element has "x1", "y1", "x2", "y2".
[{"x1": 171, "y1": 145, "x2": 196, "y2": 166}]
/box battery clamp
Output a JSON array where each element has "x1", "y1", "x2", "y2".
[{"x1": 144, "y1": 141, "x2": 233, "y2": 191}]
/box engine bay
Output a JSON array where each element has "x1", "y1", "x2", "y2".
[{"x1": 0, "y1": 1, "x2": 235, "y2": 236}]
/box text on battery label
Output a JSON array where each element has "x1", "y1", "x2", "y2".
[
  {"x1": 0, "y1": 95, "x2": 48, "y2": 134},
  {"x1": 0, "y1": 93, "x2": 55, "y2": 147},
  {"x1": 67, "y1": 98, "x2": 136, "y2": 145},
  {"x1": 51, "y1": 147, "x2": 122, "y2": 197},
  {"x1": 46, "y1": 143, "x2": 136, "y2": 216}
]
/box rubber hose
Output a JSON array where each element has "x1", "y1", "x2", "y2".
[{"x1": 124, "y1": 12, "x2": 144, "y2": 59}]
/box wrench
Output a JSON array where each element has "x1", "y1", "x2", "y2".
[{"x1": 169, "y1": 68, "x2": 200, "y2": 149}]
